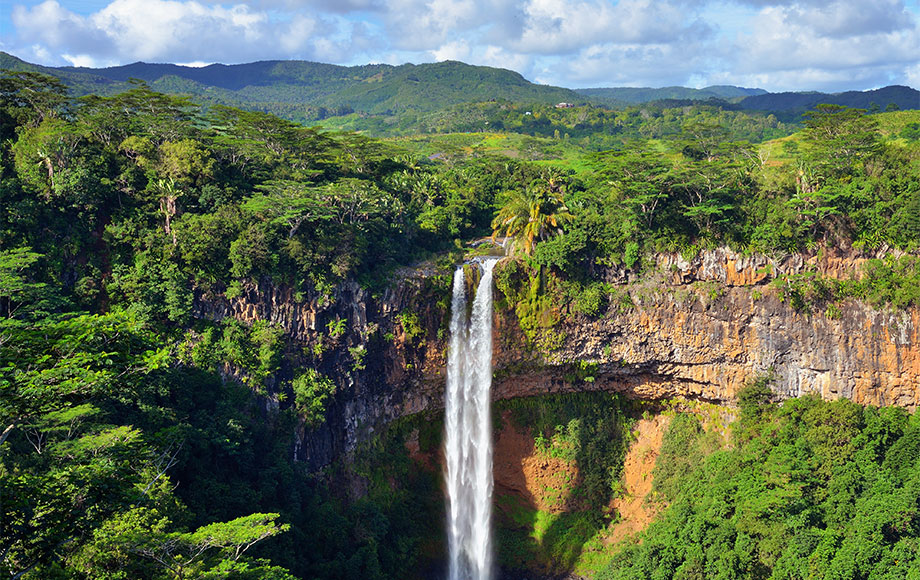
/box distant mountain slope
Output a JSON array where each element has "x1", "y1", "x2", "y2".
[
  {"x1": 307, "y1": 60, "x2": 582, "y2": 113},
  {"x1": 576, "y1": 85, "x2": 767, "y2": 106},
  {"x1": 0, "y1": 51, "x2": 133, "y2": 96},
  {"x1": 2, "y1": 52, "x2": 917, "y2": 123},
  {"x1": 67, "y1": 59, "x2": 386, "y2": 91},
  {"x1": 738, "y1": 85, "x2": 920, "y2": 112},
  {"x1": 0, "y1": 52, "x2": 582, "y2": 116}
]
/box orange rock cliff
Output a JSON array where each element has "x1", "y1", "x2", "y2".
[{"x1": 193, "y1": 247, "x2": 920, "y2": 468}]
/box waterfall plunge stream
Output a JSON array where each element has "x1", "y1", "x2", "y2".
[{"x1": 445, "y1": 258, "x2": 498, "y2": 580}]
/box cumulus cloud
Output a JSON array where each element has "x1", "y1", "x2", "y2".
[
  {"x1": 727, "y1": 1, "x2": 920, "y2": 90},
  {"x1": 378, "y1": 0, "x2": 484, "y2": 51},
  {"x1": 543, "y1": 40, "x2": 710, "y2": 86},
  {"x1": 12, "y1": 1, "x2": 116, "y2": 60},
  {"x1": 514, "y1": 0, "x2": 709, "y2": 54},
  {"x1": 9, "y1": 0, "x2": 352, "y2": 66},
  {"x1": 240, "y1": 0, "x2": 384, "y2": 12},
  {"x1": 479, "y1": 45, "x2": 533, "y2": 76},
  {"x1": 431, "y1": 39, "x2": 471, "y2": 62},
  {"x1": 785, "y1": 0, "x2": 913, "y2": 38},
  {"x1": 4, "y1": 0, "x2": 919, "y2": 91},
  {"x1": 92, "y1": 0, "x2": 267, "y2": 61}
]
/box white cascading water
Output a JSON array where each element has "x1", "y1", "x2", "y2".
[{"x1": 445, "y1": 258, "x2": 498, "y2": 580}]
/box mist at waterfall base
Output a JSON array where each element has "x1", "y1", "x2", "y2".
[{"x1": 444, "y1": 258, "x2": 499, "y2": 580}]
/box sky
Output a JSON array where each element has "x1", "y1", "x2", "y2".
[{"x1": 1, "y1": 0, "x2": 919, "y2": 92}]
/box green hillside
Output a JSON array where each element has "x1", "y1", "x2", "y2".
[
  {"x1": 739, "y1": 85, "x2": 920, "y2": 114},
  {"x1": 3, "y1": 51, "x2": 917, "y2": 132},
  {"x1": 0, "y1": 52, "x2": 581, "y2": 119},
  {"x1": 576, "y1": 85, "x2": 767, "y2": 106}
]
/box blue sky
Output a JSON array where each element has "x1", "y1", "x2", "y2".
[{"x1": 1, "y1": 0, "x2": 919, "y2": 92}]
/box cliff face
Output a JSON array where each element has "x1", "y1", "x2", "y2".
[
  {"x1": 498, "y1": 285, "x2": 919, "y2": 408},
  {"x1": 193, "y1": 248, "x2": 920, "y2": 468},
  {"x1": 493, "y1": 246, "x2": 919, "y2": 407},
  {"x1": 193, "y1": 268, "x2": 453, "y2": 469}
]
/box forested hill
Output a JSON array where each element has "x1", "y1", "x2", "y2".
[
  {"x1": 2, "y1": 52, "x2": 918, "y2": 126},
  {"x1": 575, "y1": 85, "x2": 768, "y2": 106},
  {"x1": 580, "y1": 84, "x2": 920, "y2": 112},
  {"x1": 738, "y1": 84, "x2": 920, "y2": 113},
  {"x1": 0, "y1": 52, "x2": 582, "y2": 116}
]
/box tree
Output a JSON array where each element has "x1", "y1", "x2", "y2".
[
  {"x1": 801, "y1": 104, "x2": 881, "y2": 180},
  {"x1": 0, "y1": 310, "x2": 171, "y2": 578},
  {"x1": 0, "y1": 247, "x2": 46, "y2": 320},
  {"x1": 12, "y1": 119, "x2": 84, "y2": 199},
  {"x1": 157, "y1": 139, "x2": 215, "y2": 188},
  {"x1": 72, "y1": 508, "x2": 294, "y2": 580},
  {"x1": 77, "y1": 80, "x2": 197, "y2": 147},
  {"x1": 599, "y1": 148, "x2": 674, "y2": 231},
  {"x1": 0, "y1": 71, "x2": 71, "y2": 130},
  {"x1": 292, "y1": 369, "x2": 337, "y2": 428},
  {"x1": 151, "y1": 178, "x2": 184, "y2": 245},
  {"x1": 242, "y1": 181, "x2": 334, "y2": 239},
  {"x1": 492, "y1": 170, "x2": 574, "y2": 255},
  {"x1": 672, "y1": 157, "x2": 739, "y2": 237},
  {"x1": 208, "y1": 106, "x2": 335, "y2": 177}
]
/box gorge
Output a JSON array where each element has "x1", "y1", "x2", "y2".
[
  {"x1": 184, "y1": 244, "x2": 920, "y2": 578},
  {"x1": 192, "y1": 246, "x2": 920, "y2": 471},
  {"x1": 4, "y1": 69, "x2": 919, "y2": 578}
]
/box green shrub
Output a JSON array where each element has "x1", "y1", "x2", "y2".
[
  {"x1": 292, "y1": 369, "x2": 337, "y2": 427},
  {"x1": 599, "y1": 396, "x2": 920, "y2": 580}
]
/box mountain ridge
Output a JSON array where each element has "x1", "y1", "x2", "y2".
[
  {"x1": 738, "y1": 85, "x2": 920, "y2": 112},
  {"x1": 0, "y1": 52, "x2": 583, "y2": 115},
  {"x1": 2, "y1": 51, "x2": 917, "y2": 119},
  {"x1": 575, "y1": 85, "x2": 769, "y2": 105}
]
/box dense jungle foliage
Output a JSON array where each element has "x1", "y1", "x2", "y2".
[
  {"x1": 1, "y1": 68, "x2": 919, "y2": 579},
  {"x1": 316, "y1": 99, "x2": 797, "y2": 145},
  {"x1": 600, "y1": 385, "x2": 920, "y2": 580}
]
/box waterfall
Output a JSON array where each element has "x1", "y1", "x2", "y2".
[{"x1": 445, "y1": 258, "x2": 498, "y2": 580}]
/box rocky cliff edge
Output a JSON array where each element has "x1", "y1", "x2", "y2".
[{"x1": 193, "y1": 246, "x2": 920, "y2": 468}]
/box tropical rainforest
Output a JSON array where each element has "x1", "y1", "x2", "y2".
[{"x1": 1, "y1": 61, "x2": 920, "y2": 580}]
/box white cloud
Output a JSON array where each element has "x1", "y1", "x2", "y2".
[
  {"x1": 907, "y1": 62, "x2": 920, "y2": 87},
  {"x1": 61, "y1": 53, "x2": 98, "y2": 67},
  {"x1": 479, "y1": 45, "x2": 533, "y2": 75},
  {"x1": 548, "y1": 40, "x2": 709, "y2": 87},
  {"x1": 431, "y1": 39, "x2": 472, "y2": 62},
  {"x1": 12, "y1": 1, "x2": 115, "y2": 58},
  {"x1": 89, "y1": 0, "x2": 268, "y2": 61},
  {"x1": 514, "y1": 0, "x2": 706, "y2": 54},
  {"x1": 791, "y1": 0, "x2": 914, "y2": 38},
  {"x1": 9, "y1": 0, "x2": 356, "y2": 66},
  {"x1": 4, "y1": 0, "x2": 919, "y2": 91},
  {"x1": 279, "y1": 14, "x2": 319, "y2": 53},
  {"x1": 379, "y1": 0, "x2": 484, "y2": 51},
  {"x1": 727, "y1": 2, "x2": 920, "y2": 90}
]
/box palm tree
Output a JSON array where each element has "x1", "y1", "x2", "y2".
[
  {"x1": 492, "y1": 171, "x2": 573, "y2": 255},
  {"x1": 154, "y1": 177, "x2": 183, "y2": 245}
]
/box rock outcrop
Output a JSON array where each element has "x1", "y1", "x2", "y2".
[
  {"x1": 501, "y1": 286, "x2": 919, "y2": 408},
  {"x1": 193, "y1": 248, "x2": 920, "y2": 469}
]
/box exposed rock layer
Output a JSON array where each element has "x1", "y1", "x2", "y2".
[{"x1": 193, "y1": 248, "x2": 920, "y2": 468}]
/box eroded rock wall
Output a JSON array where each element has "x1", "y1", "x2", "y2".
[
  {"x1": 508, "y1": 287, "x2": 920, "y2": 409},
  {"x1": 493, "y1": 247, "x2": 920, "y2": 408},
  {"x1": 192, "y1": 271, "x2": 452, "y2": 469},
  {"x1": 192, "y1": 248, "x2": 920, "y2": 468}
]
